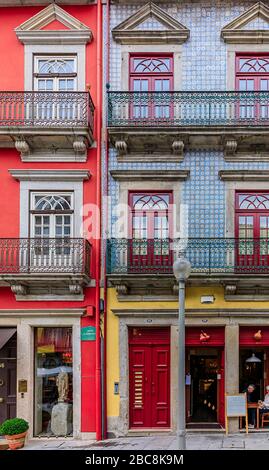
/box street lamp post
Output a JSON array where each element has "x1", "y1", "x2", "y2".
[{"x1": 173, "y1": 256, "x2": 191, "y2": 450}]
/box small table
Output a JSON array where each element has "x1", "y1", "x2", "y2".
[{"x1": 239, "y1": 402, "x2": 259, "y2": 430}]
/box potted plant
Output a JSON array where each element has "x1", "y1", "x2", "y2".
[{"x1": 0, "y1": 418, "x2": 29, "y2": 450}]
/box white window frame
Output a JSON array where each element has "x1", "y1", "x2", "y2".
[
  {"x1": 25, "y1": 44, "x2": 85, "y2": 91},
  {"x1": 34, "y1": 55, "x2": 78, "y2": 91},
  {"x1": 30, "y1": 192, "x2": 74, "y2": 239}
]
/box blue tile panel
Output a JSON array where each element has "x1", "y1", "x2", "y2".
[{"x1": 107, "y1": 1, "x2": 269, "y2": 239}]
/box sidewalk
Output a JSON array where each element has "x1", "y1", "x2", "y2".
[{"x1": 21, "y1": 433, "x2": 269, "y2": 450}]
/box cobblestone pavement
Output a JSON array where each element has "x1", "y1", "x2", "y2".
[{"x1": 20, "y1": 432, "x2": 269, "y2": 450}]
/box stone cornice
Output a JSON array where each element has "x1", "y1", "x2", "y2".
[
  {"x1": 110, "y1": 169, "x2": 190, "y2": 181},
  {"x1": 219, "y1": 170, "x2": 269, "y2": 181},
  {"x1": 0, "y1": 309, "x2": 85, "y2": 317},
  {"x1": 15, "y1": 4, "x2": 93, "y2": 45},
  {"x1": 112, "y1": 1, "x2": 189, "y2": 45},
  {"x1": 112, "y1": 308, "x2": 269, "y2": 317},
  {"x1": 221, "y1": 1, "x2": 269, "y2": 44},
  {"x1": 9, "y1": 169, "x2": 91, "y2": 182}
]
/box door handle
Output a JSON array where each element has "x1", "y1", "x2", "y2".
[
  {"x1": 0, "y1": 379, "x2": 4, "y2": 386},
  {"x1": 0, "y1": 397, "x2": 4, "y2": 403},
  {"x1": 152, "y1": 382, "x2": 155, "y2": 394}
]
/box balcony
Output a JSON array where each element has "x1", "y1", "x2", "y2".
[
  {"x1": 0, "y1": 238, "x2": 92, "y2": 300},
  {"x1": 107, "y1": 238, "x2": 269, "y2": 299},
  {"x1": 0, "y1": 91, "x2": 94, "y2": 161},
  {"x1": 107, "y1": 91, "x2": 269, "y2": 161}
]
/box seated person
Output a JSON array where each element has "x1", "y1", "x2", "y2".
[
  {"x1": 244, "y1": 384, "x2": 258, "y2": 428},
  {"x1": 258, "y1": 385, "x2": 269, "y2": 414}
]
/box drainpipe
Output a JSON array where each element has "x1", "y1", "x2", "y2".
[
  {"x1": 95, "y1": 0, "x2": 103, "y2": 442},
  {"x1": 102, "y1": 0, "x2": 110, "y2": 440}
]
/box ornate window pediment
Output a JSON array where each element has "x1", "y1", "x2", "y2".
[
  {"x1": 112, "y1": 1, "x2": 189, "y2": 45},
  {"x1": 221, "y1": 1, "x2": 269, "y2": 44},
  {"x1": 15, "y1": 3, "x2": 93, "y2": 45}
]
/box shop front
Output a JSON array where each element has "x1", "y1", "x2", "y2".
[
  {"x1": 0, "y1": 310, "x2": 84, "y2": 439},
  {"x1": 239, "y1": 327, "x2": 269, "y2": 404},
  {"x1": 186, "y1": 327, "x2": 225, "y2": 429}
]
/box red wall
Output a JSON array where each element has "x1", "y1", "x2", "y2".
[{"x1": 0, "y1": 6, "x2": 99, "y2": 434}]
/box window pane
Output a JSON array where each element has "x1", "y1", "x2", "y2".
[{"x1": 34, "y1": 327, "x2": 73, "y2": 437}]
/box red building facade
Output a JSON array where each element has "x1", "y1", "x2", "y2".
[{"x1": 0, "y1": 1, "x2": 102, "y2": 440}]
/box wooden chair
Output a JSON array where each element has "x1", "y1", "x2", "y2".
[{"x1": 261, "y1": 412, "x2": 269, "y2": 428}]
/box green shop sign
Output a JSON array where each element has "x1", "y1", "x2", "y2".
[{"x1": 81, "y1": 326, "x2": 96, "y2": 341}]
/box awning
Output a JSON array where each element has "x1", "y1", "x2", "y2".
[{"x1": 0, "y1": 328, "x2": 16, "y2": 351}]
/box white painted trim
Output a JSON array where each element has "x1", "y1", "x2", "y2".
[
  {"x1": 9, "y1": 169, "x2": 90, "y2": 181},
  {"x1": 121, "y1": 44, "x2": 182, "y2": 91},
  {"x1": 0, "y1": 314, "x2": 82, "y2": 439},
  {"x1": 15, "y1": 4, "x2": 91, "y2": 31},
  {"x1": 8, "y1": 175, "x2": 86, "y2": 238},
  {"x1": 24, "y1": 44, "x2": 86, "y2": 91}
]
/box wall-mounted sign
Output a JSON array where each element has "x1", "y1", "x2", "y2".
[{"x1": 81, "y1": 326, "x2": 96, "y2": 341}]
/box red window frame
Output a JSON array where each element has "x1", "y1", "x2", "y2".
[
  {"x1": 235, "y1": 54, "x2": 269, "y2": 120},
  {"x1": 128, "y1": 191, "x2": 173, "y2": 272},
  {"x1": 129, "y1": 54, "x2": 174, "y2": 121},
  {"x1": 235, "y1": 191, "x2": 269, "y2": 271}
]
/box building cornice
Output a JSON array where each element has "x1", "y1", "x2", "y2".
[
  {"x1": 0, "y1": 309, "x2": 85, "y2": 317},
  {"x1": 9, "y1": 169, "x2": 91, "y2": 182},
  {"x1": 110, "y1": 169, "x2": 190, "y2": 181},
  {"x1": 219, "y1": 170, "x2": 269, "y2": 181}
]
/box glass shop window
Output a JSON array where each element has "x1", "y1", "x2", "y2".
[{"x1": 34, "y1": 327, "x2": 73, "y2": 437}]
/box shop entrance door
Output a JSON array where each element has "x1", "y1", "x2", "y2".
[
  {"x1": 129, "y1": 327, "x2": 170, "y2": 429},
  {"x1": 0, "y1": 330, "x2": 17, "y2": 425},
  {"x1": 187, "y1": 349, "x2": 224, "y2": 427}
]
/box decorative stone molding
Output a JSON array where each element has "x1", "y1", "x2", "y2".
[
  {"x1": 171, "y1": 140, "x2": 184, "y2": 156},
  {"x1": 15, "y1": 139, "x2": 30, "y2": 158},
  {"x1": 115, "y1": 284, "x2": 129, "y2": 296},
  {"x1": 112, "y1": 1, "x2": 190, "y2": 45},
  {"x1": 224, "y1": 138, "x2": 238, "y2": 156},
  {"x1": 219, "y1": 170, "x2": 269, "y2": 181},
  {"x1": 225, "y1": 285, "x2": 237, "y2": 295},
  {"x1": 10, "y1": 284, "x2": 27, "y2": 296},
  {"x1": 9, "y1": 169, "x2": 91, "y2": 182},
  {"x1": 73, "y1": 137, "x2": 87, "y2": 155},
  {"x1": 110, "y1": 169, "x2": 190, "y2": 182},
  {"x1": 115, "y1": 140, "x2": 128, "y2": 156},
  {"x1": 15, "y1": 4, "x2": 93, "y2": 45},
  {"x1": 221, "y1": 2, "x2": 269, "y2": 44},
  {"x1": 69, "y1": 284, "x2": 83, "y2": 295}
]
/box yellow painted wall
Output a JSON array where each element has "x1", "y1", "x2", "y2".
[{"x1": 106, "y1": 284, "x2": 269, "y2": 418}]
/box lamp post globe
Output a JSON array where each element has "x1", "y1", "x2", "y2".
[{"x1": 173, "y1": 257, "x2": 191, "y2": 281}]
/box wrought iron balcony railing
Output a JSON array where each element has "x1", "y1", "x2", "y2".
[
  {"x1": 107, "y1": 238, "x2": 269, "y2": 275},
  {"x1": 0, "y1": 238, "x2": 91, "y2": 277},
  {"x1": 107, "y1": 91, "x2": 269, "y2": 127},
  {"x1": 0, "y1": 91, "x2": 94, "y2": 132}
]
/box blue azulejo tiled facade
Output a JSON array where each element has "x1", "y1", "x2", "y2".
[{"x1": 107, "y1": 0, "x2": 269, "y2": 239}]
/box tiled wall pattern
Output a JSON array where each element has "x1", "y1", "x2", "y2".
[{"x1": 107, "y1": 1, "x2": 269, "y2": 239}]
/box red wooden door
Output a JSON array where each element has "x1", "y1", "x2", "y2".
[{"x1": 129, "y1": 328, "x2": 170, "y2": 428}]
